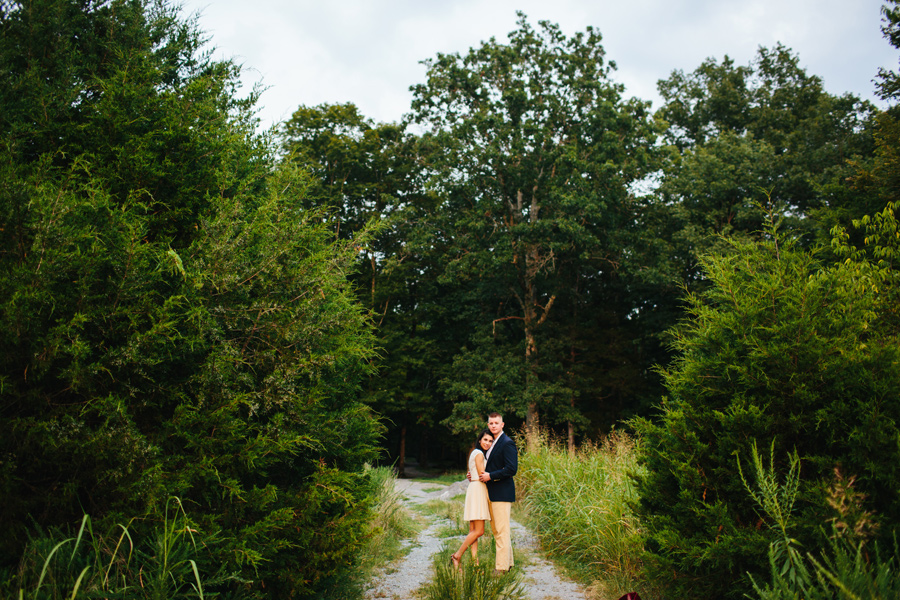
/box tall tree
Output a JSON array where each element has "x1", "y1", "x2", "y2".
[
  {"x1": 632, "y1": 12, "x2": 900, "y2": 598},
  {"x1": 0, "y1": 1, "x2": 381, "y2": 596},
  {"x1": 633, "y1": 214, "x2": 900, "y2": 599},
  {"x1": 853, "y1": 1, "x2": 900, "y2": 214},
  {"x1": 278, "y1": 103, "x2": 460, "y2": 473},
  {"x1": 654, "y1": 44, "x2": 876, "y2": 272},
  {"x1": 410, "y1": 13, "x2": 657, "y2": 443},
  {"x1": 876, "y1": 0, "x2": 900, "y2": 101}
]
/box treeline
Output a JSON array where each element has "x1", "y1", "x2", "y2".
[
  {"x1": 285, "y1": 8, "x2": 900, "y2": 596},
  {"x1": 281, "y1": 17, "x2": 880, "y2": 464},
  {"x1": 2, "y1": 0, "x2": 899, "y2": 598}
]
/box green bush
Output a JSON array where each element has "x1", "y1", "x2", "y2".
[
  {"x1": 632, "y1": 216, "x2": 900, "y2": 599},
  {"x1": 0, "y1": 1, "x2": 382, "y2": 597}
]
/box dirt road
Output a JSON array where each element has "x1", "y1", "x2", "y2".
[{"x1": 364, "y1": 478, "x2": 588, "y2": 600}]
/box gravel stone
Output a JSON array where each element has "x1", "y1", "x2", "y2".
[{"x1": 364, "y1": 479, "x2": 588, "y2": 600}]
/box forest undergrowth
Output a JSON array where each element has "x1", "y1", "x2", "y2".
[
  {"x1": 4, "y1": 467, "x2": 419, "y2": 600},
  {"x1": 515, "y1": 429, "x2": 900, "y2": 600},
  {"x1": 516, "y1": 429, "x2": 654, "y2": 599}
]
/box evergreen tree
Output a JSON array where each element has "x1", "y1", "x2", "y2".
[
  {"x1": 633, "y1": 215, "x2": 900, "y2": 599},
  {"x1": 0, "y1": 1, "x2": 381, "y2": 596}
]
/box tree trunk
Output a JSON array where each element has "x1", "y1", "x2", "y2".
[
  {"x1": 517, "y1": 191, "x2": 555, "y2": 451},
  {"x1": 398, "y1": 425, "x2": 406, "y2": 478},
  {"x1": 419, "y1": 426, "x2": 429, "y2": 468},
  {"x1": 568, "y1": 282, "x2": 580, "y2": 457},
  {"x1": 523, "y1": 265, "x2": 540, "y2": 450}
]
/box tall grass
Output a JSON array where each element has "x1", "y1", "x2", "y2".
[
  {"x1": 517, "y1": 429, "x2": 651, "y2": 598},
  {"x1": 741, "y1": 442, "x2": 900, "y2": 599},
  {"x1": 421, "y1": 547, "x2": 525, "y2": 600},
  {"x1": 5, "y1": 469, "x2": 419, "y2": 600},
  {"x1": 364, "y1": 464, "x2": 420, "y2": 558},
  {"x1": 5, "y1": 497, "x2": 223, "y2": 600}
]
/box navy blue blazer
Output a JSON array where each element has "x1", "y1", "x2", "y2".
[{"x1": 484, "y1": 432, "x2": 517, "y2": 502}]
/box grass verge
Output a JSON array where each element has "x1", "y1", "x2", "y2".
[
  {"x1": 517, "y1": 429, "x2": 656, "y2": 599},
  {"x1": 347, "y1": 466, "x2": 421, "y2": 586}
]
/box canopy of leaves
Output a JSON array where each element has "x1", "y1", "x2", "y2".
[
  {"x1": 0, "y1": 1, "x2": 381, "y2": 597},
  {"x1": 876, "y1": 0, "x2": 900, "y2": 101},
  {"x1": 632, "y1": 214, "x2": 900, "y2": 599},
  {"x1": 654, "y1": 45, "x2": 876, "y2": 267},
  {"x1": 409, "y1": 12, "x2": 659, "y2": 436}
]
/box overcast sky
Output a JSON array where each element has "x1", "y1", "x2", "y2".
[{"x1": 178, "y1": 0, "x2": 897, "y2": 131}]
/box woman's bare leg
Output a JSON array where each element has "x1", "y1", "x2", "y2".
[{"x1": 451, "y1": 520, "x2": 486, "y2": 567}]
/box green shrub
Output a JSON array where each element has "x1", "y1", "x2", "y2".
[
  {"x1": 633, "y1": 218, "x2": 900, "y2": 599},
  {"x1": 0, "y1": 1, "x2": 383, "y2": 597}
]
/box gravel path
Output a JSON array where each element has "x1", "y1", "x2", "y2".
[{"x1": 364, "y1": 479, "x2": 588, "y2": 600}]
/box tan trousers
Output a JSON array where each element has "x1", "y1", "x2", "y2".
[{"x1": 488, "y1": 501, "x2": 513, "y2": 570}]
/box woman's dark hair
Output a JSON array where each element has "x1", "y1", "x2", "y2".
[{"x1": 475, "y1": 428, "x2": 493, "y2": 448}]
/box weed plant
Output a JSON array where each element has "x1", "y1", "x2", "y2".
[
  {"x1": 740, "y1": 442, "x2": 900, "y2": 599},
  {"x1": 4, "y1": 497, "x2": 226, "y2": 600},
  {"x1": 517, "y1": 429, "x2": 651, "y2": 598},
  {"x1": 421, "y1": 547, "x2": 524, "y2": 600}
]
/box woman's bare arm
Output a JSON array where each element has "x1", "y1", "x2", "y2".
[{"x1": 475, "y1": 452, "x2": 486, "y2": 476}]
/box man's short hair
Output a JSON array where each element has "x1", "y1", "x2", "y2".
[{"x1": 488, "y1": 412, "x2": 502, "y2": 420}]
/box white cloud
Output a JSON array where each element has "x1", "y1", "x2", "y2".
[{"x1": 180, "y1": 0, "x2": 897, "y2": 130}]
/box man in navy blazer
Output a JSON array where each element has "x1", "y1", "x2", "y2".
[{"x1": 478, "y1": 412, "x2": 517, "y2": 572}]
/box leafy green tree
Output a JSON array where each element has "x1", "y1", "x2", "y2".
[
  {"x1": 632, "y1": 13, "x2": 900, "y2": 598},
  {"x1": 409, "y1": 13, "x2": 657, "y2": 442},
  {"x1": 632, "y1": 215, "x2": 900, "y2": 599},
  {"x1": 853, "y1": 1, "x2": 900, "y2": 216},
  {"x1": 876, "y1": 0, "x2": 900, "y2": 101},
  {"x1": 279, "y1": 103, "x2": 460, "y2": 472},
  {"x1": 0, "y1": 1, "x2": 381, "y2": 597},
  {"x1": 654, "y1": 45, "x2": 877, "y2": 270}
]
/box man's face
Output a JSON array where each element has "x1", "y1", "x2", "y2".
[{"x1": 487, "y1": 416, "x2": 504, "y2": 436}]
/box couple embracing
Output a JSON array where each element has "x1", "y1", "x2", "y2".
[{"x1": 449, "y1": 412, "x2": 517, "y2": 573}]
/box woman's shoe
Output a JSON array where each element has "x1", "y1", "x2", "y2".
[{"x1": 450, "y1": 554, "x2": 460, "y2": 570}]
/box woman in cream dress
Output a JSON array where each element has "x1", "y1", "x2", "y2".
[{"x1": 450, "y1": 429, "x2": 494, "y2": 569}]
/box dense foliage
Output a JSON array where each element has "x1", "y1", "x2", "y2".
[
  {"x1": 652, "y1": 45, "x2": 876, "y2": 277},
  {"x1": 0, "y1": 1, "x2": 381, "y2": 597},
  {"x1": 632, "y1": 216, "x2": 900, "y2": 597},
  {"x1": 408, "y1": 13, "x2": 659, "y2": 442},
  {"x1": 630, "y1": 5, "x2": 900, "y2": 598},
  {"x1": 279, "y1": 103, "x2": 457, "y2": 474},
  {"x1": 3, "y1": 1, "x2": 899, "y2": 598}
]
